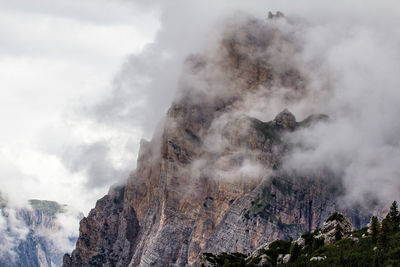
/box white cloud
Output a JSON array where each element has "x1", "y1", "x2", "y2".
[{"x1": 0, "y1": 0, "x2": 159, "y2": 213}]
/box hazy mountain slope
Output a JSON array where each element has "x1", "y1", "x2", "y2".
[{"x1": 0, "y1": 197, "x2": 79, "y2": 267}]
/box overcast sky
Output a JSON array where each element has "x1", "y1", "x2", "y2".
[{"x1": 0, "y1": 0, "x2": 160, "y2": 212}]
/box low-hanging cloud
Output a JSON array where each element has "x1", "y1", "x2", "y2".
[
  {"x1": 106, "y1": 1, "x2": 400, "y2": 212},
  {"x1": 283, "y1": 22, "x2": 400, "y2": 208},
  {"x1": 0, "y1": 206, "x2": 29, "y2": 260},
  {"x1": 80, "y1": 0, "x2": 400, "y2": 212},
  {"x1": 61, "y1": 142, "x2": 129, "y2": 188}
]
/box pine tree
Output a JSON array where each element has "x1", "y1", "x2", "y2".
[
  {"x1": 370, "y1": 216, "x2": 380, "y2": 244},
  {"x1": 377, "y1": 218, "x2": 390, "y2": 249},
  {"x1": 373, "y1": 251, "x2": 380, "y2": 267},
  {"x1": 339, "y1": 249, "x2": 345, "y2": 267},
  {"x1": 386, "y1": 201, "x2": 400, "y2": 231},
  {"x1": 289, "y1": 242, "x2": 301, "y2": 262},
  {"x1": 335, "y1": 223, "x2": 343, "y2": 242}
]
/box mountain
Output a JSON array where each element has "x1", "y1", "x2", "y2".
[
  {"x1": 63, "y1": 13, "x2": 372, "y2": 266},
  {"x1": 0, "y1": 196, "x2": 79, "y2": 267}
]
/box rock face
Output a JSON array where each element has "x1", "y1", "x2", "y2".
[
  {"x1": 198, "y1": 212, "x2": 354, "y2": 266},
  {"x1": 271, "y1": 109, "x2": 297, "y2": 131},
  {"x1": 63, "y1": 187, "x2": 139, "y2": 267},
  {"x1": 64, "y1": 14, "x2": 370, "y2": 267},
  {"x1": 314, "y1": 212, "x2": 353, "y2": 245},
  {"x1": 0, "y1": 198, "x2": 79, "y2": 267}
]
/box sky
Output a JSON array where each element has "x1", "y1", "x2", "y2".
[
  {"x1": 0, "y1": 0, "x2": 160, "y2": 211},
  {"x1": 0, "y1": 0, "x2": 400, "y2": 224}
]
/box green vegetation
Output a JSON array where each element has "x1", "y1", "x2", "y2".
[
  {"x1": 201, "y1": 252, "x2": 247, "y2": 267},
  {"x1": 326, "y1": 212, "x2": 345, "y2": 222},
  {"x1": 370, "y1": 216, "x2": 380, "y2": 244},
  {"x1": 248, "y1": 177, "x2": 291, "y2": 219},
  {"x1": 202, "y1": 201, "x2": 400, "y2": 267},
  {"x1": 265, "y1": 240, "x2": 292, "y2": 264}
]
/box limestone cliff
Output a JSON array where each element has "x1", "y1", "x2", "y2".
[{"x1": 63, "y1": 13, "x2": 370, "y2": 267}]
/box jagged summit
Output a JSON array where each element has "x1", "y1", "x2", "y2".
[
  {"x1": 271, "y1": 109, "x2": 297, "y2": 131},
  {"x1": 268, "y1": 11, "x2": 284, "y2": 20}
]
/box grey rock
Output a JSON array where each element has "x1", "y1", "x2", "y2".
[
  {"x1": 310, "y1": 256, "x2": 326, "y2": 261},
  {"x1": 314, "y1": 213, "x2": 353, "y2": 245},
  {"x1": 283, "y1": 254, "x2": 291, "y2": 264},
  {"x1": 271, "y1": 109, "x2": 297, "y2": 131}
]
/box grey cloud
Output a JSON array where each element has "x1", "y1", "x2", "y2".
[
  {"x1": 88, "y1": 0, "x2": 400, "y2": 211},
  {"x1": 1, "y1": 0, "x2": 151, "y2": 25},
  {"x1": 281, "y1": 14, "x2": 400, "y2": 208},
  {"x1": 61, "y1": 142, "x2": 129, "y2": 188},
  {"x1": 0, "y1": 203, "x2": 29, "y2": 260}
]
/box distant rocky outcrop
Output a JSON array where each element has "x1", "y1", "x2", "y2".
[{"x1": 0, "y1": 197, "x2": 79, "y2": 267}]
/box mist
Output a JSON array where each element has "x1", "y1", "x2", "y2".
[{"x1": 97, "y1": 0, "x2": 400, "y2": 210}]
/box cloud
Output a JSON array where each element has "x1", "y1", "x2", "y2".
[
  {"x1": 119, "y1": 1, "x2": 400, "y2": 212},
  {"x1": 0, "y1": 0, "x2": 158, "y2": 213},
  {"x1": 37, "y1": 206, "x2": 82, "y2": 253},
  {"x1": 279, "y1": 8, "x2": 400, "y2": 208},
  {"x1": 61, "y1": 142, "x2": 129, "y2": 188},
  {"x1": 86, "y1": 0, "x2": 400, "y2": 212},
  {"x1": 0, "y1": 203, "x2": 29, "y2": 260}
]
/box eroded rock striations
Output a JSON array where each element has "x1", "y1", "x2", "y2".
[
  {"x1": 198, "y1": 213, "x2": 355, "y2": 266},
  {"x1": 64, "y1": 14, "x2": 370, "y2": 267}
]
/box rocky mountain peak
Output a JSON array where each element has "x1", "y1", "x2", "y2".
[
  {"x1": 271, "y1": 109, "x2": 297, "y2": 131},
  {"x1": 268, "y1": 11, "x2": 285, "y2": 20}
]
